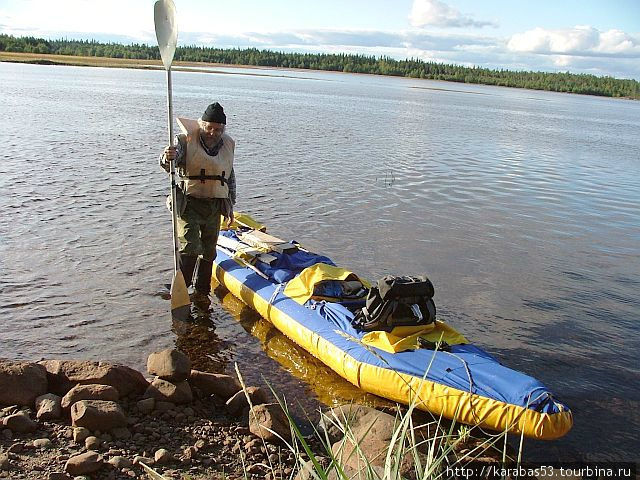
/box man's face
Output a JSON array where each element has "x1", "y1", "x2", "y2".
[{"x1": 200, "y1": 121, "x2": 225, "y2": 144}]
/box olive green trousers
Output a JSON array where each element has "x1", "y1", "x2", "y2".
[{"x1": 177, "y1": 196, "x2": 223, "y2": 262}]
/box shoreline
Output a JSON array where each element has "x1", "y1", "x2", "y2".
[{"x1": 1, "y1": 51, "x2": 636, "y2": 100}]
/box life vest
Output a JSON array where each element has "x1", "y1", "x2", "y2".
[{"x1": 180, "y1": 120, "x2": 234, "y2": 199}]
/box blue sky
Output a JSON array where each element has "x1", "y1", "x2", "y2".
[{"x1": 1, "y1": 0, "x2": 639, "y2": 79}]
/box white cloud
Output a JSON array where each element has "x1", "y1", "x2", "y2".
[
  {"x1": 507, "y1": 25, "x2": 640, "y2": 57},
  {"x1": 409, "y1": 0, "x2": 497, "y2": 29},
  {"x1": 0, "y1": 0, "x2": 154, "y2": 42}
]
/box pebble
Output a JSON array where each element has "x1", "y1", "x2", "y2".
[
  {"x1": 154, "y1": 448, "x2": 172, "y2": 464},
  {"x1": 33, "y1": 438, "x2": 53, "y2": 449},
  {"x1": 48, "y1": 473, "x2": 72, "y2": 480},
  {"x1": 85, "y1": 436, "x2": 101, "y2": 451},
  {"x1": 108, "y1": 456, "x2": 133, "y2": 469},
  {"x1": 73, "y1": 427, "x2": 90, "y2": 443},
  {"x1": 183, "y1": 446, "x2": 197, "y2": 460}
]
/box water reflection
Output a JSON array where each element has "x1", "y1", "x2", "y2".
[
  {"x1": 213, "y1": 282, "x2": 394, "y2": 411},
  {"x1": 171, "y1": 298, "x2": 232, "y2": 374}
]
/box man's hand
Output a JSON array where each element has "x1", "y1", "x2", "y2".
[
  {"x1": 164, "y1": 146, "x2": 176, "y2": 162},
  {"x1": 226, "y1": 211, "x2": 235, "y2": 228}
]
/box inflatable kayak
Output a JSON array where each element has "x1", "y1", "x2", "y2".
[{"x1": 212, "y1": 214, "x2": 572, "y2": 440}]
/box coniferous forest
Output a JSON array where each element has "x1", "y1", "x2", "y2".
[{"x1": 1, "y1": 34, "x2": 638, "y2": 99}]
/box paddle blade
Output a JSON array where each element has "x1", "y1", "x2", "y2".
[
  {"x1": 154, "y1": 0, "x2": 178, "y2": 70},
  {"x1": 170, "y1": 270, "x2": 191, "y2": 321}
]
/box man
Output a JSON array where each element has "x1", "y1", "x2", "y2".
[{"x1": 161, "y1": 102, "x2": 236, "y2": 301}]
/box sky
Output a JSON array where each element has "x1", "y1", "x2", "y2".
[{"x1": 1, "y1": 0, "x2": 639, "y2": 79}]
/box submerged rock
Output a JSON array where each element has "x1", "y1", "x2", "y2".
[{"x1": 189, "y1": 370, "x2": 242, "y2": 400}]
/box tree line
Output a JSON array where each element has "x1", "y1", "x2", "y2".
[{"x1": 1, "y1": 34, "x2": 638, "y2": 99}]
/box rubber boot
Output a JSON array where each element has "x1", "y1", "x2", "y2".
[
  {"x1": 194, "y1": 258, "x2": 214, "y2": 295},
  {"x1": 178, "y1": 254, "x2": 198, "y2": 288}
]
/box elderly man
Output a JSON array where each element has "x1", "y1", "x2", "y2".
[{"x1": 161, "y1": 102, "x2": 235, "y2": 301}]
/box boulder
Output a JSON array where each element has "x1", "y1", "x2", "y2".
[
  {"x1": 70, "y1": 400, "x2": 127, "y2": 431},
  {"x1": 35, "y1": 393, "x2": 62, "y2": 420},
  {"x1": 0, "y1": 361, "x2": 48, "y2": 406},
  {"x1": 144, "y1": 379, "x2": 192, "y2": 404},
  {"x1": 324, "y1": 405, "x2": 418, "y2": 478},
  {"x1": 226, "y1": 386, "x2": 268, "y2": 417},
  {"x1": 61, "y1": 384, "x2": 119, "y2": 409},
  {"x1": 189, "y1": 370, "x2": 242, "y2": 400},
  {"x1": 147, "y1": 349, "x2": 191, "y2": 382},
  {"x1": 64, "y1": 451, "x2": 103, "y2": 475},
  {"x1": 3, "y1": 412, "x2": 37, "y2": 433},
  {"x1": 319, "y1": 404, "x2": 386, "y2": 445},
  {"x1": 248, "y1": 403, "x2": 291, "y2": 443},
  {"x1": 39, "y1": 360, "x2": 148, "y2": 396}
]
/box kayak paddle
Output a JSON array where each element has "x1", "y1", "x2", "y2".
[{"x1": 154, "y1": 0, "x2": 190, "y2": 321}]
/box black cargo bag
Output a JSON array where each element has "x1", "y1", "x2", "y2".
[{"x1": 352, "y1": 275, "x2": 436, "y2": 332}]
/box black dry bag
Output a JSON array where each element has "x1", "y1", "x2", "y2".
[{"x1": 352, "y1": 275, "x2": 436, "y2": 332}]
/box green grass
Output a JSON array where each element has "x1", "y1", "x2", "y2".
[{"x1": 143, "y1": 353, "x2": 522, "y2": 480}]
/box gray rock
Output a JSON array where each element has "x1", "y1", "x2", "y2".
[
  {"x1": 3, "y1": 412, "x2": 37, "y2": 433},
  {"x1": 147, "y1": 349, "x2": 191, "y2": 382},
  {"x1": 0, "y1": 453, "x2": 8, "y2": 471},
  {"x1": 144, "y1": 379, "x2": 193, "y2": 404},
  {"x1": 39, "y1": 360, "x2": 148, "y2": 396},
  {"x1": 1, "y1": 429, "x2": 11, "y2": 440},
  {"x1": 71, "y1": 400, "x2": 126, "y2": 431},
  {"x1": 35, "y1": 393, "x2": 62, "y2": 420},
  {"x1": 248, "y1": 403, "x2": 291, "y2": 443},
  {"x1": 0, "y1": 361, "x2": 48, "y2": 407},
  {"x1": 61, "y1": 384, "x2": 119, "y2": 409},
  {"x1": 64, "y1": 451, "x2": 103, "y2": 475}
]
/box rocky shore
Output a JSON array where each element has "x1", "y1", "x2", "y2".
[
  {"x1": 0, "y1": 349, "x2": 317, "y2": 480},
  {"x1": 1, "y1": 349, "x2": 511, "y2": 480}
]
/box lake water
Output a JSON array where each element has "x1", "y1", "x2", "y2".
[{"x1": 0, "y1": 61, "x2": 638, "y2": 462}]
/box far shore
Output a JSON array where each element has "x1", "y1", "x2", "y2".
[
  {"x1": 0, "y1": 51, "x2": 341, "y2": 79},
  {"x1": 2, "y1": 51, "x2": 637, "y2": 100}
]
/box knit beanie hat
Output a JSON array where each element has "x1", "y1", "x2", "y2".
[{"x1": 201, "y1": 102, "x2": 226, "y2": 124}]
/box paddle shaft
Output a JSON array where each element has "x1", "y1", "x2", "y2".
[{"x1": 165, "y1": 68, "x2": 181, "y2": 274}]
